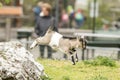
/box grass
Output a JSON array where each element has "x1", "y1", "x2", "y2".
[
  {"x1": 37, "y1": 58, "x2": 120, "y2": 80},
  {"x1": 83, "y1": 56, "x2": 116, "y2": 67}
]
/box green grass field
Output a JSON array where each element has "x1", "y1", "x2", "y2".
[{"x1": 37, "y1": 58, "x2": 120, "y2": 80}]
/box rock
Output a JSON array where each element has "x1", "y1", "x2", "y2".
[{"x1": 0, "y1": 41, "x2": 46, "y2": 80}]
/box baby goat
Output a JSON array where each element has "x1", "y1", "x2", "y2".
[{"x1": 30, "y1": 27, "x2": 87, "y2": 65}]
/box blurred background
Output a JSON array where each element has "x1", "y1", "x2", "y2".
[{"x1": 0, "y1": 0, "x2": 120, "y2": 60}]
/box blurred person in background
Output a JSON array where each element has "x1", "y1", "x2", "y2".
[
  {"x1": 112, "y1": 18, "x2": 120, "y2": 29},
  {"x1": 33, "y1": 1, "x2": 43, "y2": 23},
  {"x1": 67, "y1": 5, "x2": 74, "y2": 28},
  {"x1": 74, "y1": 9, "x2": 84, "y2": 28},
  {"x1": 60, "y1": 9, "x2": 69, "y2": 28},
  {"x1": 35, "y1": 3, "x2": 58, "y2": 58}
]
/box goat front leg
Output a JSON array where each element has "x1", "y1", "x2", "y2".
[
  {"x1": 72, "y1": 48, "x2": 78, "y2": 62},
  {"x1": 71, "y1": 55, "x2": 75, "y2": 65},
  {"x1": 70, "y1": 52, "x2": 75, "y2": 65},
  {"x1": 75, "y1": 52, "x2": 78, "y2": 62}
]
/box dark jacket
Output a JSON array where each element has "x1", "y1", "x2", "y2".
[
  {"x1": 33, "y1": 6, "x2": 41, "y2": 22},
  {"x1": 35, "y1": 16, "x2": 58, "y2": 36}
]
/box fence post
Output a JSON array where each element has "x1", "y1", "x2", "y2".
[
  {"x1": 6, "y1": 18, "x2": 11, "y2": 41},
  {"x1": 118, "y1": 51, "x2": 120, "y2": 60},
  {"x1": 82, "y1": 49, "x2": 85, "y2": 60},
  {"x1": 117, "y1": 46, "x2": 120, "y2": 60}
]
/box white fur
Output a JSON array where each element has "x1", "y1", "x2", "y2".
[{"x1": 49, "y1": 32, "x2": 63, "y2": 48}]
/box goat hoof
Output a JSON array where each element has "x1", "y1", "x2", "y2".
[
  {"x1": 72, "y1": 63, "x2": 75, "y2": 65},
  {"x1": 76, "y1": 59, "x2": 78, "y2": 62}
]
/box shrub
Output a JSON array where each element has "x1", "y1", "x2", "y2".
[{"x1": 83, "y1": 56, "x2": 116, "y2": 67}]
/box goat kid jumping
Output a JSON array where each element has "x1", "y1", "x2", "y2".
[{"x1": 30, "y1": 27, "x2": 87, "y2": 65}]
